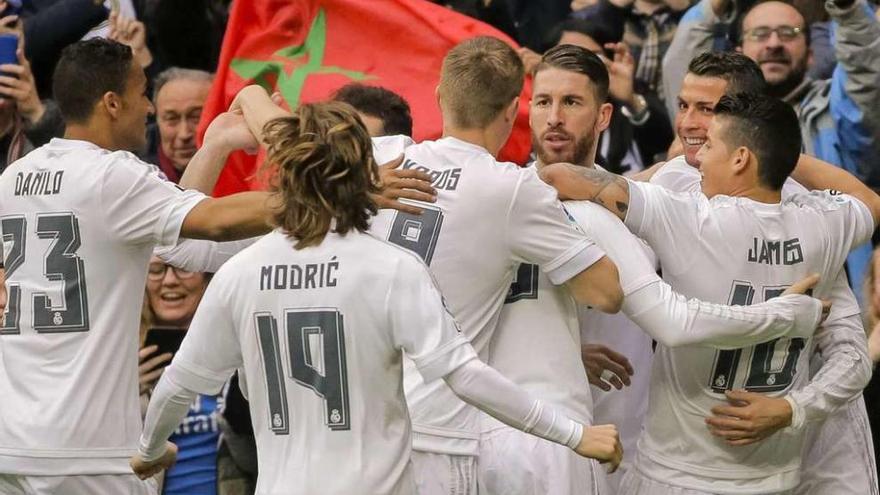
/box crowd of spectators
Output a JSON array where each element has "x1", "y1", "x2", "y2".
[{"x1": 3, "y1": 0, "x2": 879, "y2": 493}]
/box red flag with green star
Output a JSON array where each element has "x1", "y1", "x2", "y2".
[{"x1": 200, "y1": 0, "x2": 533, "y2": 196}]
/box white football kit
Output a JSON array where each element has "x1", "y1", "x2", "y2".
[
  {"x1": 138, "y1": 229, "x2": 589, "y2": 495},
  {"x1": 651, "y1": 157, "x2": 878, "y2": 495},
  {"x1": 0, "y1": 139, "x2": 204, "y2": 488},
  {"x1": 368, "y1": 137, "x2": 603, "y2": 463},
  {"x1": 622, "y1": 177, "x2": 874, "y2": 494},
  {"x1": 479, "y1": 198, "x2": 823, "y2": 495}
]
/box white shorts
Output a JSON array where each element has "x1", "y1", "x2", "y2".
[
  {"x1": 411, "y1": 450, "x2": 477, "y2": 495},
  {"x1": 618, "y1": 469, "x2": 793, "y2": 495},
  {"x1": 478, "y1": 426, "x2": 602, "y2": 495},
  {"x1": 795, "y1": 396, "x2": 879, "y2": 495},
  {"x1": 0, "y1": 474, "x2": 158, "y2": 495}
]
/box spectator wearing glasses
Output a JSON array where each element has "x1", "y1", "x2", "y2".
[
  {"x1": 662, "y1": 0, "x2": 880, "y2": 302},
  {"x1": 140, "y1": 256, "x2": 221, "y2": 495}
]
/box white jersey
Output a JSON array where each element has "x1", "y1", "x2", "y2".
[
  {"x1": 371, "y1": 135, "x2": 605, "y2": 455},
  {"x1": 627, "y1": 179, "x2": 873, "y2": 494},
  {"x1": 483, "y1": 262, "x2": 588, "y2": 432},
  {"x1": 0, "y1": 138, "x2": 204, "y2": 475},
  {"x1": 166, "y1": 230, "x2": 477, "y2": 495}
]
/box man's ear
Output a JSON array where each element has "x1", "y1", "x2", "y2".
[
  {"x1": 597, "y1": 102, "x2": 614, "y2": 133},
  {"x1": 504, "y1": 96, "x2": 520, "y2": 123},
  {"x1": 101, "y1": 91, "x2": 122, "y2": 120},
  {"x1": 731, "y1": 146, "x2": 752, "y2": 175}
]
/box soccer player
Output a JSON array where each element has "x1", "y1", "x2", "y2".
[
  {"x1": 0, "y1": 39, "x2": 275, "y2": 494},
  {"x1": 129, "y1": 101, "x2": 622, "y2": 494},
  {"x1": 228, "y1": 37, "x2": 624, "y2": 495},
  {"x1": 541, "y1": 92, "x2": 879, "y2": 494},
  {"x1": 649, "y1": 52, "x2": 876, "y2": 495},
  {"x1": 479, "y1": 44, "x2": 828, "y2": 495}
]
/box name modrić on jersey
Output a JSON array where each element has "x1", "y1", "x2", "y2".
[
  {"x1": 747, "y1": 237, "x2": 804, "y2": 266},
  {"x1": 260, "y1": 258, "x2": 339, "y2": 290},
  {"x1": 14, "y1": 170, "x2": 64, "y2": 196}
]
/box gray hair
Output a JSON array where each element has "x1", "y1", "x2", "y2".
[{"x1": 152, "y1": 67, "x2": 214, "y2": 101}]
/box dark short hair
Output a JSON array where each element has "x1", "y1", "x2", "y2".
[
  {"x1": 713, "y1": 92, "x2": 801, "y2": 190},
  {"x1": 687, "y1": 52, "x2": 768, "y2": 95},
  {"x1": 333, "y1": 83, "x2": 413, "y2": 137},
  {"x1": 542, "y1": 18, "x2": 620, "y2": 53},
  {"x1": 53, "y1": 39, "x2": 134, "y2": 123},
  {"x1": 535, "y1": 44, "x2": 610, "y2": 102}
]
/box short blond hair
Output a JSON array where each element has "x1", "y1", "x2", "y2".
[{"x1": 438, "y1": 36, "x2": 524, "y2": 129}]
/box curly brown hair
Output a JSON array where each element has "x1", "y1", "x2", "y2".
[{"x1": 262, "y1": 102, "x2": 380, "y2": 249}]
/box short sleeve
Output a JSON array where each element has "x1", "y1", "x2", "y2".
[
  {"x1": 626, "y1": 180, "x2": 705, "y2": 275},
  {"x1": 100, "y1": 153, "x2": 206, "y2": 247},
  {"x1": 799, "y1": 191, "x2": 875, "y2": 266},
  {"x1": 566, "y1": 201, "x2": 660, "y2": 296},
  {"x1": 168, "y1": 269, "x2": 243, "y2": 394},
  {"x1": 387, "y1": 254, "x2": 477, "y2": 383},
  {"x1": 506, "y1": 170, "x2": 606, "y2": 285}
]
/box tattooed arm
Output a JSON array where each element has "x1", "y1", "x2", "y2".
[{"x1": 539, "y1": 163, "x2": 632, "y2": 221}]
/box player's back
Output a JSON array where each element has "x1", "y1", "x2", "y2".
[
  {"x1": 628, "y1": 181, "x2": 873, "y2": 492},
  {"x1": 370, "y1": 136, "x2": 600, "y2": 455},
  {"x1": 0, "y1": 138, "x2": 204, "y2": 474},
  {"x1": 208, "y1": 230, "x2": 458, "y2": 495}
]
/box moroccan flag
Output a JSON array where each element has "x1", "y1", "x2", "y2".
[{"x1": 200, "y1": 0, "x2": 533, "y2": 196}]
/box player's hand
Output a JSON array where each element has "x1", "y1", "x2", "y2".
[
  {"x1": 372, "y1": 155, "x2": 437, "y2": 215},
  {"x1": 139, "y1": 345, "x2": 172, "y2": 396},
  {"x1": 582, "y1": 344, "x2": 634, "y2": 391},
  {"x1": 203, "y1": 111, "x2": 260, "y2": 155},
  {"x1": 782, "y1": 273, "x2": 831, "y2": 322},
  {"x1": 108, "y1": 12, "x2": 152, "y2": 68},
  {"x1": 130, "y1": 442, "x2": 178, "y2": 479},
  {"x1": 574, "y1": 424, "x2": 623, "y2": 472},
  {"x1": 705, "y1": 390, "x2": 792, "y2": 446}
]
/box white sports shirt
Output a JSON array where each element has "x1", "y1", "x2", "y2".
[
  {"x1": 0, "y1": 138, "x2": 205, "y2": 474},
  {"x1": 370, "y1": 136, "x2": 605, "y2": 455},
  {"x1": 627, "y1": 176, "x2": 874, "y2": 494},
  {"x1": 153, "y1": 229, "x2": 480, "y2": 494}
]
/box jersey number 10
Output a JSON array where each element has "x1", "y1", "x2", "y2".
[
  {"x1": 708, "y1": 281, "x2": 806, "y2": 393},
  {"x1": 1, "y1": 213, "x2": 90, "y2": 334},
  {"x1": 254, "y1": 309, "x2": 351, "y2": 435}
]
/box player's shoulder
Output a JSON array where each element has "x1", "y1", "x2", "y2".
[
  {"x1": 372, "y1": 134, "x2": 415, "y2": 164},
  {"x1": 783, "y1": 189, "x2": 864, "y2": 212}
]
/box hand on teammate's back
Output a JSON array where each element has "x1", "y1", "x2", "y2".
[
  {"x1": 575, "y1": 424, "x2": 623, "y2": 472},
  {"x1": 374, "y1": 155, "x2": 438, "y2": 215},
  {"x1": 130, "y1": 441, "x2": 178, "y2": 480},
  {"x1": 582, "y1": 343, "x2": 634, "y2": 391}
]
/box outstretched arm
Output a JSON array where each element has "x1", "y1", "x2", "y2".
[
  {"x1": 790, "y1": 153, "x2": 880, "y2": 225},
  {"x1": 540, "y1": 163, "x2": 632, "y2": 220}
]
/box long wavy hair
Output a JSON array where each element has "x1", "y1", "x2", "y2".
[{"x1": 262, "y1": 102, "x2": 380, "y2": 249}]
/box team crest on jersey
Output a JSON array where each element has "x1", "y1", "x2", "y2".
[
  {"x1": 53, "y1": 312, "x2": 63, "y2": 326},
  {"x1": 714, "y1": 375, "x2": 727, "y2": 389}
]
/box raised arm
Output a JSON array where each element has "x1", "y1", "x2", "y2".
[{"x1": 824, "y1": 0, "x2": 880, "y2": 185}]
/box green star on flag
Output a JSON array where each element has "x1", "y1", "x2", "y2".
[{"x1": 230, "y1": 8, "x2": 375, "y2": 108}]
